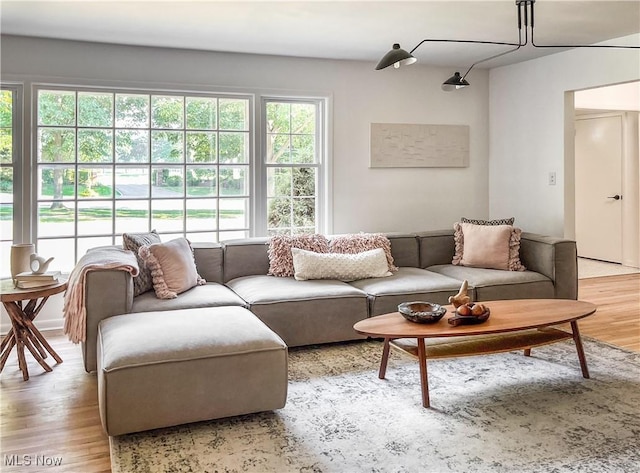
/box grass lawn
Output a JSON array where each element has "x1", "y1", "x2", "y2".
[{"x1": 0, "y1": 205, "x2": 241, "y2": 222}]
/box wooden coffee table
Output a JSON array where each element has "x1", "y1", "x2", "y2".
[{"x1": 353, "y1": 299, "x2": 597, "y2": 408}]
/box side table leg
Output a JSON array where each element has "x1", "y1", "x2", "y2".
[
  {"x1": 22, "y1": 318, "x2": 62, "y2": 364},
  {"x1": 1, "y1": 330, "x2": 13, "y2": 352},
  {"x1": 379, "y1": 338, "x2": 391, "y2": 379},
  {"x1": 417, "y1": 338, "x2": 430, "y2": 408},
  {"x1": 15, "y1": 331, "x2": 29, "y2": 381},
  {"x1": 571, "y1": 321, "x2": 590, "y2": 379},
  {"x1": 0, "y1": 333, "x2": 16, "y2": 372},
  {"x1": 23, "y1": 336, "x2": 52, "y2": 373},
  {"x1": 5, "y1": 302, "x2": 63, "y2": 365}
]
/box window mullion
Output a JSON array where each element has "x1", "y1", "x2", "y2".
[{"x1": 32, "y1": 86, "x2": 251, "y2": 268}]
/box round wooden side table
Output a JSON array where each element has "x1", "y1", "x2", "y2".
[{"x1": 0, "y1": 278, "x2": 67, "y2": 381}]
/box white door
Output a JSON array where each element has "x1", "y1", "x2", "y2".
[{"x1": 575, "y1": 115, "x2": 623, "y2": 263}]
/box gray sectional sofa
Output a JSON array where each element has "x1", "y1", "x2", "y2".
[
  {"x1": 89, "y1": 228, "x2": 578, "y2": 435},
  {"x1": 83, "y1": 229, "x2": 578, "y2": 373}
]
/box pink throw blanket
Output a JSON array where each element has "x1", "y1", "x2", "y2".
[{"x1": 63, "y1": 247, "x2": 139, "y2": 344}]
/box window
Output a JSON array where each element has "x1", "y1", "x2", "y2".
[
  {"x1": 264, "y1": 99, "x2": 323, "y2": 235},
  {"x1": 1, "y1": 85, "x2": 20, "y2": 276},
  {"x1": 35, "y1": 88, "x2": 251, "y2": 270}
]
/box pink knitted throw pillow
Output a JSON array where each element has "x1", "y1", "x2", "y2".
[
  {"x1": 267, "y1": 234, "x2": 330, "y2": 277},
  {"x1": 329, "y1": 233, "x2": 398, "y2": 273}
]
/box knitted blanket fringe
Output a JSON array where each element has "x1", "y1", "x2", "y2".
[{"x1": 63, "y1": 248, "x2": 139, "y2": 344}]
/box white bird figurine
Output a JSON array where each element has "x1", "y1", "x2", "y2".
[
  {"x1": 30, "y1": 253, "x2": 55, "y2": 274},
  {"x1": 448, "y1": 279, "x2": 471, "y2": 308}
]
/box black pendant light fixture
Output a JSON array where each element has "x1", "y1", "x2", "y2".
[
  {"x1": 441, "y1": 72, "x2": 470, "y2": 91},
  {"x1": 375, "y1": 43, "x2": 417, "y2": 69},
  {"x1": 376, "y1": 0, "x2": 639, "y2": 91}
]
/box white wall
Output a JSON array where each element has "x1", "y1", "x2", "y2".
[
  {"x1": 489, "y1": 35, "x2": 640, "y2": 237},
  {"x1": 0, "y1": 35, "x2": 491, "y2": 331},
  {"x1": 575, "y1": 81, "x2": 640, "y2": 111}
]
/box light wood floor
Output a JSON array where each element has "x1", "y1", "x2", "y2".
[{"x1": 1, "y1": 274, "x2": 638, "y2": 473}]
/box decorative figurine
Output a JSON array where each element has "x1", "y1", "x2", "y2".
[
  {"x1": 448, "y1": 279, "x2": 471, "y2": 308},
  {"x1": 30, "y1": 253, "x2": 55, "y2": 274}
]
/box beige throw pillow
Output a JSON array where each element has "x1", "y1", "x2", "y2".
[
  {"x1": 138, "y1": 238, "x2": 206, "y2": 299},
  {"x1": 291, "y1": 247, "x2": 392, "y2": 281},
  {"x1": 458, "y1": 223, "x2": 513, "y2": 271},
  {"x1": 453, "y1": 221, "x2": 526, "y2": 271}
]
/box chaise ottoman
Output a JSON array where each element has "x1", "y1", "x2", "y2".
[{"x1": 97, "y1": 306, "x2": 288, "y2": 436}]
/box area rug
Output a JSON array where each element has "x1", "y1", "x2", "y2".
[{"x1": 110, "y1": 338, "x2": 640, "y2": 473}]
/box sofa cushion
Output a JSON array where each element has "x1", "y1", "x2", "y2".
[
  {"x1": 349, "y1": 267, "x2": 467, "y2": 316},
  {"x1": 191, "y1": 242, "x2": 224, "y2": 284},
  {"x1": 227, "y1": 274, "x2": 367, "y2": 304},
  {"x1": 417, "y1": 230, "x2": 456, "y2": 268},
  {"x1": 223, "y1": 238, "x2": 270, "y2": 282},
  {"x1": 386, "y1": 233, "x2": 420, "y2": 268},
  {"x1": 99, "y1": 307, "x2": 284, "y2": 371},
  {"x1": 292, "y1": 247, "x2": 391, "y2": 281},
  {"x1": 226, "y1": 275, "x2": 369, "y2": 347},
  {"x1": 427, "y1": 264, "x2": 554, "y2": 301},
  {"x1": 132, "y1": 282, "x2": 246, "y2": 313},
  {"x1": 97, "y1": 307, "x2": 287, "y2": 436}
]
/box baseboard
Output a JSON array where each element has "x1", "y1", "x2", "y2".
[
  {"x1": 1, "y1": 293, "x2": 65, "y2": 334},
  {"x1": 0, "y1": 318, "x2": 64, "y2": 334}
]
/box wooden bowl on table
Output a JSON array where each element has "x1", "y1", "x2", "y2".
[{"x1": 398, "y1": 302, "x2": 447, "y2": 324}]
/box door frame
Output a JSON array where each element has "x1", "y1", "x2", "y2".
[{"x1": 565, "y1": 97, "x2": 640, "y2": 268}]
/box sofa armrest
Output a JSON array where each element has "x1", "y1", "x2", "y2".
[
  {"x1": 519, "y1": 233, "x2": 578, "y2": 300},
  {"x1": 82, "y1": 270, "x2": 134, "y2": 373}
]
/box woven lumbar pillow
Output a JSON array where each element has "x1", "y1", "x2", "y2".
[
  {"x1": 291, "y1": 247, "x2": 392, "y2": 281},
  {"x1": 453, "y1": 222, "x2": 525, "y2": 271},
  {"x1": 267, "y1": 234, "x2": 330, "y2": 277},
  {"x1": 138, "y1": 238, "x2": 206, "y2": 299},
  {"x1": 460, "y1": 217, "x2": 515, "y2": 226}
]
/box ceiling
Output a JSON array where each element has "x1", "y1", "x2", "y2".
[{"x1": 1, "y1": 1, "x2": 639, "y2": 69}]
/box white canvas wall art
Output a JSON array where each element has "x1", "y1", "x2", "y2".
[{"x1": 370, "y1": 123, "x2": 469, "y2": 168}]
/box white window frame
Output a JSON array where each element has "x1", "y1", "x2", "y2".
[
  {"x1": 0, "y1": 84, "x2": 24, "y2": 241},
  {"x1": 32, "y1": 84, "x2": 253, "y2": 266},
  {"x1": 259, "y1": 96, "x2": 327, "y2": 235}
]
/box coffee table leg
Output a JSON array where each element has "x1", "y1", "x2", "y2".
[
  {"x1": 523, "y1": 348, "x2": 531, "y2": 357},
  {"x1": 379, "y1": 338, "x2": 391, "y2": 379},
  {"x1": 417, "y1": 338, "x2": 430, "y2": 408},
  {"x1": 570, "y1": 321, "x2": 590, "y2": 379}
]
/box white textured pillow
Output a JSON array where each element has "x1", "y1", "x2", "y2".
[{"x1": 291, "y1": 247, "x2": 392, "y2": 281}]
